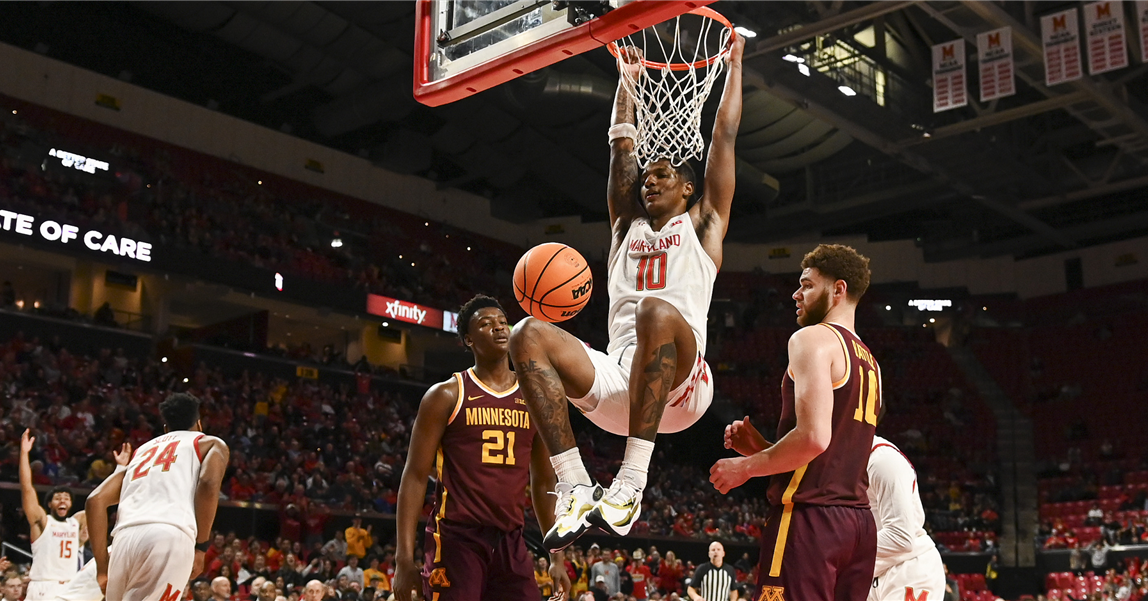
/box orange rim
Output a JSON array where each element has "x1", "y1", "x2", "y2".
[{"x1": 606, "y1": 6, "x2": 733, "y2": 72}]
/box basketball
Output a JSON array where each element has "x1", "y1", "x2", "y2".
[{"x1": 513, "y1": 243, "x2": 593, "y2": 323}]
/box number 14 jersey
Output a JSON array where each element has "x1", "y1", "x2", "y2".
[
  {"x1": 768, "y1": 323, "x2": 881, "y2": 509},
  {"x1": 428, "y1": 369, "x2": 536, "y2": 533},
  {"x1": 114, "y1": 430, "x2": 206, "y2": 540}
]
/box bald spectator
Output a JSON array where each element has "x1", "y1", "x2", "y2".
[
  {"x1": 212, "y1": 577, "x2": 233, "y2": 601},
  {"x1": 247, "y1": 577, "x2": 268, "y2": 601},
  {"x1": 304, "y1": 581, "x2": 325, "y2": 601},
  {"x1": 2, "y1": 577, "x2": 22, "y2": 601},
  {"x1": 258, "y1": 581, "x2": 278, "y2": 601}
]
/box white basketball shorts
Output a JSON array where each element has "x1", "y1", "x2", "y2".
[
  {"x1": 26, "y1": 580, "x2": 67, "y2": 601},
  {"x1": 55, "y1": 558, "x2": 102, "y2": 601},
  {"x1": 569, "y1": 341, "x2": 713, "y2": 436},
  {"x1": 869, "y1": 547, "x2": 946, "y2": 601},
  {"x1": 105, "y1": 524, "x2": 194, "y2": 601}
]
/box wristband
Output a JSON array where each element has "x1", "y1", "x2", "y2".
[
  {"x1": 608, "y1": 123, "x2": 637, "y2": 143},
  {"x1": 113, "y1": 464, "x2": 127, "y2": 474},
  {"x1": 195, "y1": 541, "x2": 210, "y2": 552}
]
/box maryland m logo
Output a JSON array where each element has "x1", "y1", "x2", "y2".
[
  {"x1": 905, "y1": 586, "x2": 930, "y2": 601},
  {"x1": 158, "y1": 584, "x2": 182, "y2": 601},
  {"x1": 942, "y1": 44, "x2": 955, "y2": 60},
  {"x1": 758, "y1": 586, "x2": 786, "y2": 601},
  {"x1": 429, "y1": 568, "x2": 451, "y2": 588}
]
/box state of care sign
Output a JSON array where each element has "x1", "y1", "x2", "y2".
[
  {"x1": 1084, "y1": 1, "x2": 1128, "y2": 75},
  {"x1": 0, "y1": 209, "x2": 153, "y2": 262},
  {"x1": 978, "y1": 27, "x2": 1015, "y2": 102},
  {"x1": 933, "y1": 39, "x2": 967, "y2": 112},
  {"x1": 1042, "y1": 8, "x2": 1084, "y2": 85}
]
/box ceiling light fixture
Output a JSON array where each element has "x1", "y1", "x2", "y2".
[
  {"x1": 734, "y1": 26, "x2": 758, "y2": 38},
  {"x1": 838, "y1": 85, "x2": 857, "y2": 96}
]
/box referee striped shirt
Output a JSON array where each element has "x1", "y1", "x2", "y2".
[{"x1": 690, "y1": 562, "x2": 736, "y2": 601}]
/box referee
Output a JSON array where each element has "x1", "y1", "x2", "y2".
[{"x1": 688, "y1": 541, "x2": 739, "y2": 601}]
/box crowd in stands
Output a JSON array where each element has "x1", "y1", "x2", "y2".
[{"x1": 1041, "y1": 556, "x2": 1148, "y2": 601}]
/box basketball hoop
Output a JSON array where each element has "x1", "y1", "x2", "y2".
[{"x1": 607, "y1": 6, "x2": 734, "y2": 167}]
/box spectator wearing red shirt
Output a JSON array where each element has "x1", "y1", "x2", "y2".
[
  {"x1": 628, "y1": 549, "x2": 653, "y2": 600},
  {"x1": 659, "y1": 551, "x2": 684, "y2": 595}
]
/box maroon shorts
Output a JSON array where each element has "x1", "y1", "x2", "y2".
[
  {"x1": 756, "y1": 504, "x2": 877, "y2": 601},
  {"x1": 422, "y1": 520, "x2": 537, "y2": 601}
]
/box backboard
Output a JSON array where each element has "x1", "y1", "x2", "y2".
[{"x1": 414, "y1": 0, "x2": 717, "y2": 107}]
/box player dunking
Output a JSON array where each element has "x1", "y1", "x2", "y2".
[
  {"x1": 394, "y1": 295, "x2": 569, "y2": 601},
  {"x1": 509, "y1": 36, "x2": 744, "y2": 551},
  {"x1": 86, "y1": 393, "x2": 229, "y2": 601},
  {"x1": 711, "y1": 244, "x2": 879, "y2": 601},
  {"x1": 20, "y1": 430, "x2": 86, "y2": 601}
]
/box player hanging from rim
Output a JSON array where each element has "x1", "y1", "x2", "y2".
[
  {"x1": 509, "y1": 35, "x2": 744, "y2": 551},
  {"x1": 52, "y1": 442, "x2": 133, "y2": 601},
  {"x1": 86, "y1": 393, "x2": 230, "y2": 601},
  {"x1": 711, "y1": 244, "x2": 879, "y2": 601},
  {"x1": 21, "y1": 430, "x2": 86, "y2": 601},
  {"x1": 394, "y1": 295, "x2": 570, "y2": 601}
]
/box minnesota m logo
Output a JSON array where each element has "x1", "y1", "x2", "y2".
[
  {"x1": 429, "y1": 567, "x2": 451, "y2": 588},
  {"x1": 942, "y1": 44, "x2": 955, "y2": 60},
  {"x1": 1095, "y1": 2, "x2": 1111, "y2": 18},
  {"x1": 987, "y1": 32, "x2": 1001, "y2": 48},
  {"x1": 1053, "y1": 14, "x2": 1067, "y2": 30},
  {"x1": 158, "y1": 584, "x2": 181, "y2": 601},
  {"x1": 758, "y1": 586, "x2": 786, "y2": 601},
  {"x1": 905, "y1": 586, "x2": 929, "y2": 601}
]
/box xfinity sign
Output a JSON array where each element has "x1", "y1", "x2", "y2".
[
  {"x1": 366, "y1": 293, "x2": 445, "y2": 330},
  {"x1": 0, "y1": 209, "x2": 152, "y2": 262},
  {"x1": 908, "y1": 299, "x2": 952, "y2": 312}
]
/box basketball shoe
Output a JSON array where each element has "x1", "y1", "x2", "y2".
[
  {"x1": 587, "y1": 477, "x2": 643, "y2": 536},
  {"x1": 544, "y1": 482, "x2": 603, "y2": 552}
]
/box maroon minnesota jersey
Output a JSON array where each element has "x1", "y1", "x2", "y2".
[
  {"x1": 767, "y1": 322, "x2": 880, "y2": 508},
  {"x1": 427, "y1": 369, "x2": 536, "y2": 534}
]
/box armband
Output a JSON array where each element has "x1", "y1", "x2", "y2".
[{"x1": 608, "y1": 123, "x2": 637, "y2": 143}]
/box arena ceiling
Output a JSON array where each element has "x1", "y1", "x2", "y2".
[{"x1": 2, "y1": 1, "x2": 1147, "y2": 262}]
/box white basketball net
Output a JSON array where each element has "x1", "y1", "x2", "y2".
[{"x1": 613, "y1": 13, "x2": 732, "y2": 167}]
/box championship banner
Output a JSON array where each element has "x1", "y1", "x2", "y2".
[
  {"x1": 932, "y1": 39, "x2": 967, "y2": 112},
  {"x1": 1136, "y1": 2, "x2": 1148, "y2": 63},
  {"x1": 1083, "y1": 1, "x2": 1128, "y2": 75},
  {"x1": 977, "y1": 27, "x2": 1015, "y2": 102},
  {"x1": 1042, "y1": 8, "x2": 1083, "y2": 85}
]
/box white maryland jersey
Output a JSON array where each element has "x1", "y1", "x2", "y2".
[
  {"x1": 29, "y1": 516, "x2": 81, "y2": 581},
  {"x1": 113, "y1": 430, "x2": 206, "y2": 541},
  {"x1": 607, "y1": 212, "x2": 717, "y2": 355},
  {"x1": 867, "y1": 436, "x2": 938, "y2": 578}
]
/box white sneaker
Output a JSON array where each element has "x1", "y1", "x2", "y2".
[
  {"x1": 588, "y1": 477, "x2": 643, "y2": 536},
  {"x1": 544, "y1": 482, "x2": 602, "y2": 552}
]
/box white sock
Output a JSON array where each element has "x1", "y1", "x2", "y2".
[
  {"x1": 617, "y1": 437, "x2": 655, "y2": 491},
  {"x1": 550, "y1": 447, "x2": 592, "y2": 486}
]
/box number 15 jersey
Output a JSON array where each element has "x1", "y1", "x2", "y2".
[
  {"x1": 114, "y1": 431, "x2": 206, "y2": 540},
  {"x1": 607, "y1": 212, "x2": 717, "y2": 356}
]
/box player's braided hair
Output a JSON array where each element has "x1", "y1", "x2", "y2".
[
  {"x1": 160, "y1": 392, "x2": 201, "y2": 431},
  {"x1": 457, "y1": 294, "x2": 505, "y2": 348},
  {"x1": 801, "y1": 244, "x2": 872, "y2": 301}
]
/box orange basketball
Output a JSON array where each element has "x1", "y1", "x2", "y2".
[{"x1": 513, "y1": 243, "x2": 593, "y2": 323}]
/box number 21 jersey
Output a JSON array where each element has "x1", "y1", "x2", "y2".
[{"x1": 114, "y1": 431, "x2": 206, "y2": 540}]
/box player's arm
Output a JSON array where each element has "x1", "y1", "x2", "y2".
[
  {"x1": 393, "y1": 380, "x2": 457, "y2": 601},
  {"x1": 529, "y1": 432, "x2": 569, "y2": 596},
  {"x1": 74, "y1": 510, "x2": 88, "y2": 546},
  {"x1": 194, "y1": 437, "x2": 230, "y2": 578},
  {"x1": 870, "y1": 450, "x2": 918, "y2": 559},
  {"x1": 710, "y1": 327, "x2": 834, "y2": 493},
  {"x1": 694, "y1": 35, "x2": 744, "y2": 251},
  {"x1": 85, "y1": 469, "x2": 124, "y2": 593},
  {"x1": 19, "y1": 429, "x2": 47, "y2": 539},
  {"x1": 607, "y1": 48, "x2": 644, "y2": 243}
]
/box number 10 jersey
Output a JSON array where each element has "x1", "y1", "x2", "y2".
[
  {"x1": 113, "y1": 430, "x2": 206, "y2": 540},
  {"x1": 428, "y1": 369, "x2": 536, "y2": 534}
]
